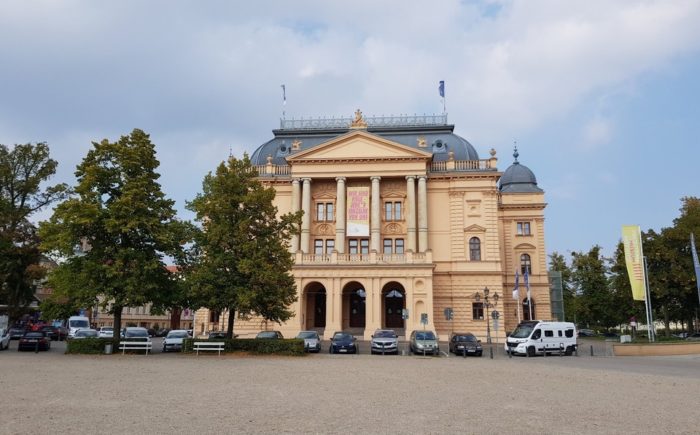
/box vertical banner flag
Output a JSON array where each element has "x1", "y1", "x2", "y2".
[
  {"x1": 691, "y1": 233, "x2": 700, "y2": 303},
  {"x1": 438, "y1": 80, "x2": 445, "y2": 97},
  {"x1": 346, "y1": 186, "x2": 370, "y2": 237},
  {"x1": 512, "y1": 270, "x2": 520, "y2": 300},
  {"x1": 622, "y1": 225, "x2": 647, "y2": 301},
  {"x1": 281, "y1": 84, "x2": 286, "y2": 105},
  {"x1": 524, "y1": 269, "x2": 530, "y2": 300}
]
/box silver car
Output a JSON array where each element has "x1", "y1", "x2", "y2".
[
  {"x1": 370, "y1": 329, "x2": 399, "y2": 355},
  {"x1": 163, "y1": 329, "x2": 189, "y2": 352},
  {"x1": 296, "y1": 331, "x2": 321, "y2": 352},
  {"x1": 409, "y1": 330, "x2": 439, "y2": 355}
]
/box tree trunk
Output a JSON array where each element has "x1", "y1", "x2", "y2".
[
  {"x1": 113, "y1": 305, "x2": 122, "y2": 346},
  {"x1": 226, "y1": 307, "x2": 235, "y2": 339},
  {"x1": 169, "y1": 307, "x2": 181, "y2": 330},
  {"x1": 662, "y1": 305, "x2": 670, "y2": 337}
]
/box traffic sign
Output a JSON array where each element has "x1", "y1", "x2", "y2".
[{"x1": 420, "y1": 313, "x2": 428, "y2": 325}]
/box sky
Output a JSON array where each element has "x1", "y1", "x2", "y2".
[{"x1": 1, "y1": 0, "x2": 699, "y2": 260}]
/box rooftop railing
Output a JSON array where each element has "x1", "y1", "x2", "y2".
[
  {"x1": 280, "y1": 114, "x2": 448, "y2": 130},
  {"x1": 295, "y1": 251, "x2": 431, "y2": 265}
]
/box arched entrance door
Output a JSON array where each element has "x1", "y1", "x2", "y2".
[
  {"x1": 342, "y1": 281, "x2": 366, "y2": 329},
  {"x1": 304, "y1": 282, "x2": 326, "y2": 330},
  {"x1": 382, "y1": 283, "x2": 406, "y2": 329}
]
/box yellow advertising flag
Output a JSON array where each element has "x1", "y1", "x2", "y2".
[{"x1": 622, "y1": 225, "x2": 646, "y2": 301}]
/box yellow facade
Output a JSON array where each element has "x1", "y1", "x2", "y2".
[{"x1": 194, "y1": 113, "x2": 549, "y2": 341}]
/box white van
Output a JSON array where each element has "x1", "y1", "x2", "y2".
[
  {"x1": 505, "y1": 320, "x2": 577, "y2": 356},
  {"x1": 67, "y1": 316, "x2": 91, "y2": 338}
]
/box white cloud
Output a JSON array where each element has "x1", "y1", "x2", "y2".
[{"x1": 581, "y1": 117, "x2": 613, "y2": 150}]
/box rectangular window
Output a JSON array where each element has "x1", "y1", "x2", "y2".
[
  {"x1": 395, "y1": 239, "x2": 404, "y2": 254},
  {"x1": 349, "y1": 239, "x2": 358, "y2": 254},
  {"x1": 316, "y1": 203, "x2": 334, "y2": 221},
  {"x1": 565, "y1": 329, "x2": 574, "y2": 338},
  {"x1": 384, "y1": 202, "x2": 402, "y2": 221},
  {"x1": 472, "y1": 302, "x2": 484, "y2": 320},
  {"x1": 544, "y1": 330, "x2": 554, "y2": 337},
  {"x1": 517, "y1": 221, "x2": 532, "y2": 235},
  {"x1": 325, "y1": 239, "x2": 335, "y2": 254},
  {"x1": 314, "y1": 239, "x2": 323, "y2": 255},
  {"x1": 360, "y1": 239, "x2": 369, "y2": 254},
  {"x1": 317, "y1": 203, "x2": 325, "y2": 221},
  {"x1": 209, "y1": 310, "x2": 220, "y2": 323},
  {"x1": 326, "y1": 203, "x2": 334, "y2": 221},
  {"x1": 383, "y1": 239, "x2": 393, "y2": 254}
]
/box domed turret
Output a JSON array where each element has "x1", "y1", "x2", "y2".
[{"x1": 499, "y1": 147, "x2": 543, "y2": 193}]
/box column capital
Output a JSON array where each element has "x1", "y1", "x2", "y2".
[
  {"x1": 370, "y1": 176, "x2": 381, "y2": 182},
  {"x1": 417, "y1": 175, "x2": 427, "y2": 181},
  {"x1": 302, "y1": 177, "x2": 312, "y2": 182},
  {"x1": 335, "y1": 176, "x2": 347, "y2": 182},
  {"x1": 291, "y1": 178, "x2": 301, "y2": 184},
  {"x1": 405, "y1": 175, "x2": 416, "y2": 181}
]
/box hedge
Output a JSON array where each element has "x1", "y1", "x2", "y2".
[
  {"x1": 182, "y1": 338, "x2": 306, "y2": 356},
  {"x1": 65, "y1": 337, "x2": 112, "y2": 354}
]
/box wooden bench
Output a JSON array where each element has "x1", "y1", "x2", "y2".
[
  {"x1": 119, "y1": 340, "x2": 152, "y2": 355},
  {"x1": 194, "y1": 341, "x2": 225, "y2": 356}
]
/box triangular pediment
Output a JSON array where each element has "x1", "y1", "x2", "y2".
[
  {"x1": 514, "y1": 242, "x2": 537, "y2": 250},
  {"x1": 286, "y1": 130, "x2": 432, "y2": 162},
  {"x1": 464, "y1": 224, "x2": 487, "y2": 233}
]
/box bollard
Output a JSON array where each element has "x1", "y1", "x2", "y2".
[
  {"x1": 590, "y1": 345, "x2": 594, "y2": 357},
  {"x1": 559, "y1": 346, "x2": 563, "y2": 357},
  {"x1": 35, "y1": 340, "x2": 39, "y2": 353},
  {"x1": 575, "y1": 346, "x2": 578, "y2": 357},
  {"x1": 489, "y1": 346, "x2": 493, "y2": 359},
  {"x1": 508, "y1": 348, "x2": 512, "y2": 358}
]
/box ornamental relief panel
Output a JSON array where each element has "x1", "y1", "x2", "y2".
[
  {"x1": 381, "y1": 180, "x2": 406, "y2": 198},
  {"x1": 383, "y1": 222, "x2": 406, "y2": 235},
  {"x1": 312, "y1": 181, "x2": 336, "y2": 199},
  {"x1": 313, "y1": 223, "x2": 335, "y2": 237}
]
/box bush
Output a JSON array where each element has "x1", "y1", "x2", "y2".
[
  {"x1": 182, "y1": 338, "x2": 305, "y2": 356},
  {"x1": 66, "y1": 337, "x2": 112, "y2": 354}
]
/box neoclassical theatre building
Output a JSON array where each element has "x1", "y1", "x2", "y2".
[{"x1": 194, "y1": 111, "x2": 549, "y2": 341}]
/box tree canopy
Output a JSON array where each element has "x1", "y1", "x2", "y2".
[
  {"x1": 185, "y1": 154, "x2": 301, "y2": 339},
  {"x1": 39, "y1": 129, "x2": 186, "y2": 337},
  {"x1": 0, "y1": 142, "x2": 69, "y2": 321}
]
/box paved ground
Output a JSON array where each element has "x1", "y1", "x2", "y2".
[{"x1": 1, "y1": 339, "x2": 699, "y2": 434}]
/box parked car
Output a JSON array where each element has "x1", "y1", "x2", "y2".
[
  {"x1": 256, "y1": 331, "x2": 284, "y2": 339},
  {"x1": 72, "y1": 329, "x2": 99, "y2": 339},
  {"x1": 41, "y1": 325, "x2": 68, "y2": 341},
  {"x1": 449, "y1": 332, "x2": 482, "y2": 356},
  {"x1": 17, "y1": 331, "x2": 51, "y2": 351},
  {"x1": 207, "y1": 331, "x2": 237, "y2": 339},
  {"x1": 409, "y1": 330, "x2": 439, "y2": 355},
  {"x1": 0, "y1": 328, "x2": 10, "y2": 350},
  {"x1": 98, "y1": 327, "x2": 114, "y2": 338},
  {"x1": 602, "y1": 331, "x2": 620, "y2": 339},
  {"x1": 155, "y1": 328, "x2": 171, "y2": 337},
  {"x1": 9, "y1": 326, "x2": 26, "y2": 340},
  {"x1": 578, "y1": 329, "x2": 595, "y2": 337},
  {"x1": 686, "y1": 333, "x2": 700, "y2": 341},
  {"x1": 370, "y1": 329, "x2": 398, "y2": 355},
  {"x1": 673, "y1": 332, "x2": 689, "y2": 339},
  {"x1": 162, "y1": 329, "x2": 189, "y2": 352},
  {"x1": 121, "y1": 327, "x2": 151, "y2": 342},
  {"x1": 296, "y1": 331, "x2": 321, "y2": 352},
  {"x1": 329, "y1": 331, "x2": 358, "y2": 354}
]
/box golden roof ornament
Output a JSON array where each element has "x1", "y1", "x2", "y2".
[
  {"x1": 417, "y1": 136, "x2": 427, "y2": 147},
  {"x1": 291, "y1": 139, "x2": 302, "y2": 150},
  {"x1": 350, "y1": 109, "x2": 368, "y2": 129}
]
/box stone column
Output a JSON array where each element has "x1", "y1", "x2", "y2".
[
  {"x1": 335, "y1": 177, "x2": 346, "y2": 254},
  {"x1": 405, "y1": 175, "x2": 417, "y2": 253},
  {"x1": 370, "y1": 176, "x2": 381, "y2": 253},
  {"x1": 290, "y1": 178, "x2": 301, "y2": 253},
  {"x1": 417, "y1": 176, "x2": 428, "y2": 252},
  {"x1": 300, "y1": 178, "x2": 312, "y2": 254}
]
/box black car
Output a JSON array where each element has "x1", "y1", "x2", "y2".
[
  {"x1": 449, "y1": 332, "x2": 483, "y2": 356},
  {"x1": 255, "y1": 331, "x2": 284, "y2": 339},
  {"x1": 329, "y1": 332, "x2": 358, "y2": 354},
  {"x1": 9, "y1": 327, "x2": 26, "y2": 340},
  {"x1": 41, "y1": 325, "x2": 68, "y2": 341},
  {"x1": 18, "y1": 331, "x2": 51, "y2": 351}
]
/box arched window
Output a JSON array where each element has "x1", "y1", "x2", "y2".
[
  {"x1": 520, "y1": 253, "x2": 532, "y2": 275},
  {"x1": 522, "y1": 298, "x2": 536, "y2": 321},
  {"x1": 469, "y1": 237, "x2": 481, "y2": 261}
]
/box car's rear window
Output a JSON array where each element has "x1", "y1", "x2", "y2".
[
  {"x1": 24, "y1": 332, "x2": 44, "y2": 338},
  {"x1": 297, "y1": 332, "x2": 318, "y2": 339},
  {"x1": 374, "y1": 330, "x2": 397, "y2": 338},
  {"x1": 415, "y1": 332, "x2": 435, "y2": 340},
  {"x1": 167, "y1": 331, "x2": 188, "y2": 338},
  {"x1": 126, "y1": 329, "x2": 148, "y2": 337}
]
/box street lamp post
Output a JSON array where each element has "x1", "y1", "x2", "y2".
[{"x1": 475, "y1": 287, "x2": 499, "y2": 358}]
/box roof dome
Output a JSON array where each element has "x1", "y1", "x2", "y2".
[{"x1": 499, "y1": 147, "x2": 543, "y2": 193}]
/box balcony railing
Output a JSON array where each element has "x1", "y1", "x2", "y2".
[
  {"x1": 254, "y1": 159, "x2": 495, "y2": 178},
  {"x1": 295, "y1": 251, "x2": 432, "y2": 265}
]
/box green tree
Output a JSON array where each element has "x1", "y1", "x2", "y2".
[
  {"x1": 570, "y1": 245, "x2": 620, "y2": 330},
  {"x1": 39, "y1": 129, "x2": 185, "y2": 339},
  {"x1": 186, "y1": 154, "x2": 301, "y2": 339},
  {"x1": 549, "y1": 251, "x2": 576, "y2": 323},
  {"x1": 0, "y1": 142, "x2": 69, "y2": 321}
]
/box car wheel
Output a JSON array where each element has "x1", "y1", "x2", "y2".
[
  {"x1": 565, "y1": 346, "x2": 573, "y2": 356},
  {"x1": 527, "y1": 346, "x2": 535, "y2": 357}
]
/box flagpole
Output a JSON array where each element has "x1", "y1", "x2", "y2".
[{"x1": 643, "y1": 256, "x2": 655, "y2": 342}]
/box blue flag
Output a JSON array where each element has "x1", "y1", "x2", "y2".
[
  {"x1": 524, "y1": 269, "x2": 530, "y2": 300},
  {"x1": 438, "y1": 80, "x2": 445, "y2": 98},
  {"x1": 692, "y1": 233, "x2": 700, "y2": 303},
  {"x1": 513, "y1": 270, "x2": 520, "y2": 300}
]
